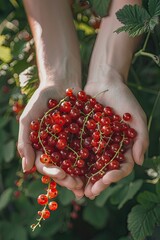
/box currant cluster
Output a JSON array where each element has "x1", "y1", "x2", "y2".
[
  {"x1": 30, "y1": 88, "x2": 137, "y2": 184},
  {"x1": 31, "y1": 175, "x2": 58, "y2": 231}
]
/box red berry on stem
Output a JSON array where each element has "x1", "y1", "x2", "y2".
[
  {"x1": 37, "y1": 194, "x2": 48, "y2": 205},
  {"x1": 48, "y1": 201, "x2": 58, "y2": 211}
]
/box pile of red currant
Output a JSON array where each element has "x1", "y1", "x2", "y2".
[
  {"x1": 30, "y1": 88, "x2": 137, "y2": 184},
  {"x1": 29, "y1": 88, "x2": 137, "y2": 230}
]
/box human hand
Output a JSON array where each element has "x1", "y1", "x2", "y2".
[
  {"x1": 17, "y1": 84, "x2": 84, "y2": 198},
  {"x1": 84, "y1": 69, "x2": 149, "y2": 199}
]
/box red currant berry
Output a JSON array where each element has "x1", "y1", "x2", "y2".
[
  {"x1": 38, "y1": 209, "x2": 50, "y2": 219},
  {"x1": 123, "y1": 113, "x2": 132, "y2": 121},
  {"x1": 66, "y1": 88, "x2": 73, "y2": 97},
  {"x1": 40, "y1": 154, "x2": 51, "y2": 164},
  {"x1": 48, "y1": 201, "x2": 58, "y2": 211},
  {"x1": 108, "y1": 160, "x2": 120, "y2": 170},
  {"x1": 80, "y1": 148, "x2": 89, "y2": 159},
  {"x1": 77, "y1": 91, "x2": 87, "y2": 101},
  {"x1": 60, "y1": 101, "x2": 71, "y2": 112},
  {"x1": 30, "y1": 131, "x2": 39, "y2": 143},
  {"x1": 41, "y1": 175, "x2": 51, "y2": 184},
  {"x1": 48, "y1": 189, "x2": 58, "y2": 199},
  {"x1": 48, "y1": 99, "x2": 58, "y2": 109},
  {"x1": 127, "y1": 128, "x2": 137, "y2": 139},
  {"x1": 69, "y1": 123, "x2": 79, "y2": 134},
  {"x1": 30, "y1": 120, "x2": 40, "y2": 131},
  {"x1": 56, "y1": 138, "x2": 67, "y2": 150},
  {"x1": 52, "y1": 124, "x2": 62, "y2": 134},
  {"x1": 49, "y1": 181, "x2": 57, "y2": 189},
  {"x1": 77, "y1": 159, "x2": 85, "y2": 168},
  {"x1": 37, "y1": 194, "x2": 48, "y2": 205}
]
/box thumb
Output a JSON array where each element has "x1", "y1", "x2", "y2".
[
  {"x1": 18, "y1": 119, "x2": 35, "y2": 171},
  {"x1": 132, "y1": 132, "x2": 149, "y2": 166}
]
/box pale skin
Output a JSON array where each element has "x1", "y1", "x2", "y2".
[{"x1": 18, "y1": 0, "x2": 149, "y2": 199}]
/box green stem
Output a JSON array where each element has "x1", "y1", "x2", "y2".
[
  {"x1": 146, "y1": 89, "x2": 160, "y2": 158},
  {"x1": 142, "y1": 31, "x2": 151, "y2": 51}
]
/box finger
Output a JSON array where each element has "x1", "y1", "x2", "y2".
[
  {"x1": 91, "y1": 180, "x2": 110, "y2": 196},
  {"x1": 18, "y1": 120, "x2": 35, "y2": 171},
  {"x1": 35, "y1": 154, "x2": 66, "y2": 180},
  {"x1": 72, "y1": 188, "x2": 84, "y2": 199},
  {"x1": 84, "y1": 182, "x2": 95, "y2": 199},
  {"x1": 103, "y1": 149, "x2": 134, "y2": 185},
  {"x1": 132, "y1": 128, "x2": 149, "y2": 165}
]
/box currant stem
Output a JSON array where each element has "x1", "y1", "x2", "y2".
[{"x1": 86, "y1": 133, "x2": 125, "y2": 185}]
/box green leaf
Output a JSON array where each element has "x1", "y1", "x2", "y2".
[
  {"x1": 118, "y1": 237, "x2": 132, "y2": 240},
  {"x1": 2, "y1": 140, "x2": 15, "y2": 162},
  {"x1": 115, "y1": 4, "x2": 151, "y2": 37},
  {"x1": 156, "y1": 182, "x2": 160, "y2": 196},
  {"x1": 95, "y1": 172, "x2": 135, "y2": 207},
  {"x1": 26, "y1": 179, "x2": 44, "y2": 198},
  {"x1": 137, "y1": 191, "x2": 159, "y2": 208},
  {"x1": 0, "y1": 117, "x2": 10, "y2": 129},
  {"x1": 128, "y1": 204, "x2": 160, "y2": 240},
  {"x1": 89, "y1": 0, "x2": 111, "y2": 17},
  {"x1": 148, "y1": 0, "x2": 160, "y2": 17},
  {"x1": 95, "y1": 184, "x2": 122, "y2": 207},
  {"x1": 58, "y1": 187, "x2": 75, "y2": 206},
  {"x1": 118, "y1": 180, "x2": 143, "y2": 209},
  {"x1": 12, "y1": 225, "x2": 27, "y2": 240},
  {"x1": 0, "y1": 46, "x2": 12, "y2": 63},
  {"x1": 83, "y1": 202, "x2": 109, "y2": 229},
  {"x1": 0, "y1": 188, "x2": 13, "y2": 211}
]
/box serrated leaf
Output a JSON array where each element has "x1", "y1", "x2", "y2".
[
  {"x1": 148, "y1": 0, "x2": 160, "y2": 17},
  {"x1": 137, "y1": 191, "x2": 159, "y2": 208},
  {"x1": 118, "y1": 180, "x2": 143, "y2": 209},
  {"x1": 128, "y1": 204, "x2": 160, "y2": 240},
  {"x1": 2, "y1": 140, "x2": 15, "y2": 162},
  {"x1": 0, "y1": 46, "x2": 12, "y2": 63},
  {"x1": 83, "y1": 202, "x2": 108, "y2": 229},
  {"x1": 89, "y1": 0, "x2": 111, "y2": 17},
  {"x1": 58, "y1": 187, "x2": 75, "y2": 206},
  {"x1": 0, "y1": 188, "x2": 13, "y2": 211},
  {"x1": 115, "y1": 4, "x2": 151, "y2": 37}
]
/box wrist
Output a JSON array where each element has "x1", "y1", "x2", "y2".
[
  {"x1": 38, "y1": 56, "x2": 82, "y2": 90},
  {"x1": 87, "y1": 64, "x2": 125, "y2": 86}
]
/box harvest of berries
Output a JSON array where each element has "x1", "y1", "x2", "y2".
[{"x1": 29, "y1": 88, "x2": 137, "y2": 230}]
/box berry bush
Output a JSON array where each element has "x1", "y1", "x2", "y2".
[{"x1": 0, "y1": 1, "x2": 160, "y2": 240}]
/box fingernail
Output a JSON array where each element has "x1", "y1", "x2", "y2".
[
  {"x1": 22, "y1": 157, "x2": 27, "y2": 172},
  {"x1": 89, "y1": 196, "x2": 95, "y2": 200},
  {"x1": 76, "y1": 196, "x2": 83, "y2": 200}
]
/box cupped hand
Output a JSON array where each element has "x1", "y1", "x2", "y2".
[
  {"x1": 84, "y1": 75, "x2": 149, "y2": 199},
  {"x1": 17, "y1": 84, "x2": 84, "y2": 198}
]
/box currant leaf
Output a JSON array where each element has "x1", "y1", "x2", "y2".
[
  {"x1": 89, "y1": 0, "x2": 111, "y2": 17},
  {"x1": 128, "y1": 203, "x2": 160, "y2": 240},
  {"x1": 148, "y1": 0, "x2": 160, "y2": 17},
  {"x1": 115, "y1": 4, "x2": 151, "y2": 37},
  {"x1": 118, "y1": 179, "x2": 143, "y2": 209}
]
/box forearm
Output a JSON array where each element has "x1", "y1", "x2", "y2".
[
  {"x1": 23, "y1": 0, "x2": 81, "y2": 88},
  {"x1": 88, "y1": 0, "x2": 142, "y2": 82}
]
